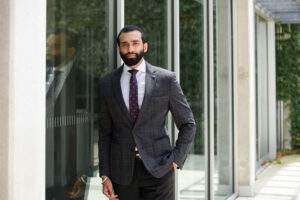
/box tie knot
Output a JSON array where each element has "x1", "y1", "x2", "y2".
[{"x1": 128, "y1": 69, "x2": 138, "y2": 76}]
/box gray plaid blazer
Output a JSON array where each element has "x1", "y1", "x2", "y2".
[{"x1": 98, "y1": 62, "x2": 196, "y2": 185}]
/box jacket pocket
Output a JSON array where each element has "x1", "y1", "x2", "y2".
[{"x1": 153, "y1": 136, "x2": 172, "y2": 157}]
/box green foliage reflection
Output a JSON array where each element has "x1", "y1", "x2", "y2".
[
  {"x1": 180, "y1": 0, "x2": 205, "y2": 154},
  {"x1": 47, "y1": 0, "x2": 111, "y2": 77},
  {"x1": 276, "y1": 24, "x2": 300, "y2": 149}
]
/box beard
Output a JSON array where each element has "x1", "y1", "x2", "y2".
[
  {"x1": 120, "y1": 49, "x2": 144, "y2": 66},
  {"x1": 46, "y1": 54, "x2": 67, "y2": 68}
]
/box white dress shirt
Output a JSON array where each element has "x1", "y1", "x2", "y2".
[
  {"x1": 46, "y1": 60, "x2": 73, "y2": 100},
  {"x1": 120, "y1": 60, "x2": 146, "y2": 111}
]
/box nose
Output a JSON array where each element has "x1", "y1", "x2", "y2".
[{"x1": 128, "y1": 44, "x2": 134, "y2": 52}]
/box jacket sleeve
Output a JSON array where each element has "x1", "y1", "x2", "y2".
[
  {"x1": 169, "y1": 73, "x2": 196, "y2": 169},
  {"x1": 98, "y1": 78, "x2": 113, "y2": 177}
]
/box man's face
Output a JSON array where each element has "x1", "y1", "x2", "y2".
[
  {"x1": 46, "y1": 33, "x2": 69, "y2": 67},
  {"x1": 118, "y1": 30, "x2": 148, "y2": 67}
]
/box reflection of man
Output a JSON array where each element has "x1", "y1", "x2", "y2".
[
  {"x1": 46, "y1": 28, "x2": 76, "y2": 101},
  {"x1": 98, "y1": 25, "x2": 196, "y2": 200},
  {"x1": 46, "y1": 28, "x2": 91, "y2": 200}
]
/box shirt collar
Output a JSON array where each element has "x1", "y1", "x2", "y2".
[
  {"x1": 54, "y1": 60, "x2": 73, "y2": 73},
  {"x1": 123, "y1": 59, "x2": 146, "y2": 74}
]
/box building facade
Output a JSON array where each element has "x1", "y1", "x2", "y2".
[{"x1": 0, "y1": 0, "x2": 285, "y2": 199}]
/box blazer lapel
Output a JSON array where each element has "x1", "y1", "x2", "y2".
[
  {"x1": 112, "y1": 65, "x2": 132, "y2": 124},
  {"x1": 135, "y1": 62, "x2": 157, "y2": 125}
]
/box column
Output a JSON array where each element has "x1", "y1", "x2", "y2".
[
  {"x1": 0, "y1": 0, "x2": 46, "y2": 199},
  {"x1": 235, "y1": 0, "x2": 256, "y2": 197},
  {"x1": 0, "y1": 0, "x2": 13, "y2": 199}
]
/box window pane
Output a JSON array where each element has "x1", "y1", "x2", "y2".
[
  {"x1": 46, "y1": 0, "x2": 113, "y2": 199},
  {"x1": 179, "y1": 0, "x2": 206, "y2": 199},
  {"x1": 214, "y1": 0, "x2": 234, "y2": 198},
  {"x1": 256, "y1": 17, "x2": 269, "y2": 163},
  {"x1": 125, "y1": 0, "x2": 170, "y2": 69}
]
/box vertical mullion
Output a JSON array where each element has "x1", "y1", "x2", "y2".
[
  {"x1": 116, "y1": 0, "x2": 124, "y2": 67},
  {"x1": 230, "y1": 0, "x2": 236, "y2": 195},
  {"x1": 231, "y1": 0, "x2": 240, "y2": 196},
  {"x1": 172, "y1": 0, "x2": 180, "y2": 199},
  {"x1": 109, "y1": 0, "x2": 116, "y2": 70},
  {"x1": 204, "y1": 0, "x2": 209, "y2": 198},
  {"x1": 208, "y1": 0, "x2": 215, "y2": 199},
  {"x1": 204, "y1": 0, "x2": 214, "y2": 199}
]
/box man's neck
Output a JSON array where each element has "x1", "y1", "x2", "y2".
[{"x1": 54, "y1": 58, "x2": 72, "y2": 70}]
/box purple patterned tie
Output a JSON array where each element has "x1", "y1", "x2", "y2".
[{"x1": 128, "y1": 69, "x2": 139, "y2": 123}]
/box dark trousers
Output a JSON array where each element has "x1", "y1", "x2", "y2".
[{"x1": 112, "y1": 158, "x2": 175, "y2": 200}]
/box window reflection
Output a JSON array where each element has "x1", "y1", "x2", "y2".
[
  {"x1": 179, "y1": 0, "x2": 206, "y2": 199},
  {"x1": 256, "y1": 17, "x2": 269, "y2": 166},
  {"x1": 125, "y1": 0, "x2": 170, "y2": 69},
  {"x1": 214, "y1": 0, "x2": 234, "y2": 198},
  {"x1": 46, "y1": 0, "x2": 112, "y2": 199}
]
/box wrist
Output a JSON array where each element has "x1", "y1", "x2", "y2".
[
  {"x1": 101, "y1": 176, "x2": 109, "y2": 184},
  {"x1": 101, "y1": 175, "x2": 108, "y2": 180},
  {"x1": 79, "y1": 174, "x2": 88, "y2": 184}
]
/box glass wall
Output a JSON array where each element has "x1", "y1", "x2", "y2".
[
  {"x1": 45, "y1": 0, "x2": 235, "y2": 199},
  {"x1": 46, "y1": 0, "x2": 114, "y2": 199},
  {"x1": 179, "y1": 0, "x2": 206, "y2": 199},
  {"x1": 125, "y1": 0, "x2": 171, "y2": 69},
  {"x1": 255, "y1": 16, "x2": 269, "y2": 167},
  {"x1": 213, "y1": 0, "x2": 234, "y2": 199},
  {"x1": 124, "y1": 0, "x2": 172, "y2": 137}
]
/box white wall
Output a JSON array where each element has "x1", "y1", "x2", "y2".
[
  {"x1": 0, "y1": 0, "x2": 13, "y2": 199},
  {"x1": 11, "y1": 0, "x2": 46, "y2": 199}
]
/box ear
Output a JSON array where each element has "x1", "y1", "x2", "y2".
[
  {"x1": 67, "y1": 47, "x2": 76, "y2": 58},
  {"x1": 143, "y1": 42, "x2": 148, "y2": 53}
]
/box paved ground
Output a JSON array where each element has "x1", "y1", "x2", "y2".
[
  {"x1": 85, "y1": 155, "x2": 300, "y2": 200},
  {"x1": 84, "y1": 154, "x2": 229, "y2": 200},
  {"x1": 237, "y1": 155, "x2": 300, "y2": 200}
]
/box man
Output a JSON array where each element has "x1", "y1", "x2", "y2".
[{"x1": 98, "y1": 25, "x2": 196, "y2": 200}]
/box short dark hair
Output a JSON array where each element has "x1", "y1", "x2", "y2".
[
  {"x1": 116, "y1": 25, "x2": 146, "y2": 46},
  {"x1": 52, "y1": 27, "x2": 77, "y2": 49}
]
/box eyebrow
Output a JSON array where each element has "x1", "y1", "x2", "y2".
[{"x1": 120, "y1": 40, "x2": 141, "y2": 44}]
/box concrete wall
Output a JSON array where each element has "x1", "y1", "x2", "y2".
[
  {"x1": 234, "y1": 0, "x2": 278, "y2": 197},
  {"x1": 0, "y1": 0, "x2": 13, "y2": 199},
  {"x1": 0, "y1": 0, "x2": 46, "y2": 199},
  {"x1": 235, "y1": 0, "x2": 256, "y2": 196}
]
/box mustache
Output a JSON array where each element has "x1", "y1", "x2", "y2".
[{"x1": 126, "y1": 52, "x2": 138, "y2": 56}]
